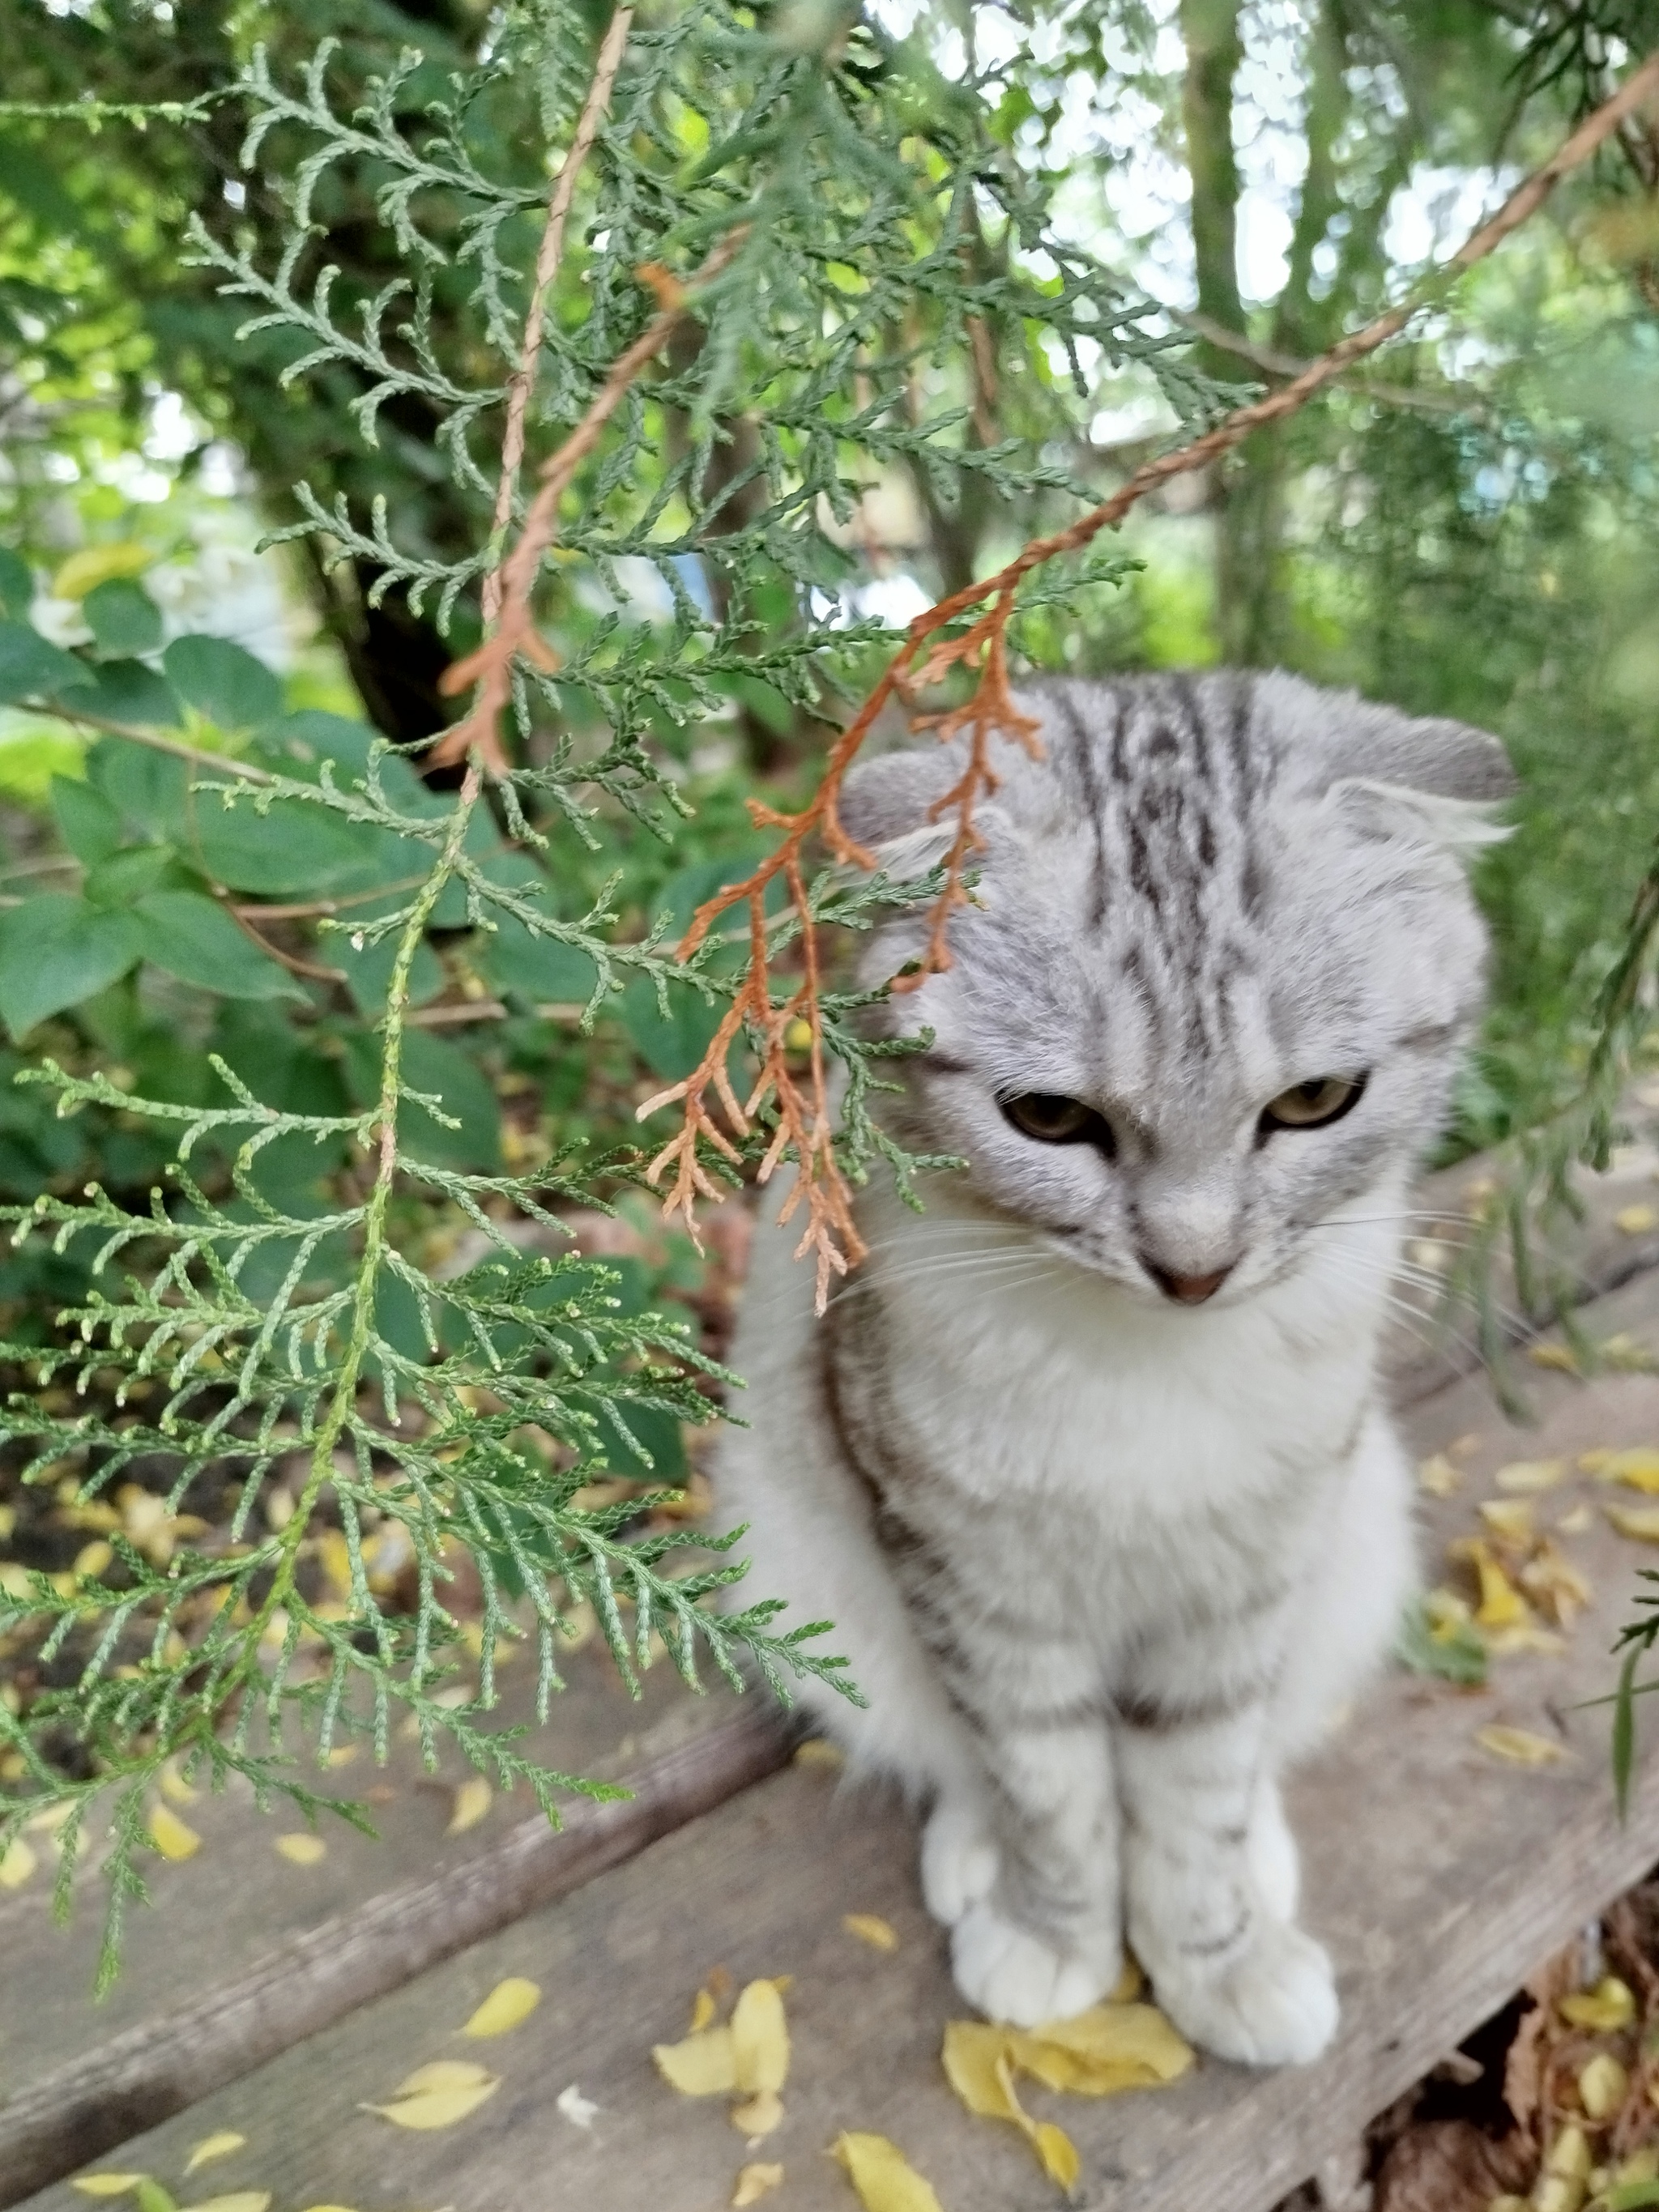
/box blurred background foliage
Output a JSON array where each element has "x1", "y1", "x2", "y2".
[{"x1": 0, "y1": 0, "x2": 1657, "y2": 1331}]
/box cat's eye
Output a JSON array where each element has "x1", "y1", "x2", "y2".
[
  {"x1": 1260, "y1": 1074, "x2": 1367, "y2": 1135},
  {"x1": 1001, "y1": 1092, "x2": 1114, "y2": 1151}
]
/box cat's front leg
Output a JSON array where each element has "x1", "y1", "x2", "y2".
[
  {"x1": 940, "y1": 1710, "x2": 1124, "y2": 2029},
  {"x1": 1115, "y1": 1682, "x2": 1337, "y2": 2066}
]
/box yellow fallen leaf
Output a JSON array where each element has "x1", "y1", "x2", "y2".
[
  {"x1": 732, "y1": 2166, "x2": 783, "y2": 2208},
  {"x1": 1579, "y1": 1448, "x2": 1617, "y2": 1475},
  {"x1": 365, "y1": 2076, "x2": 499, "y2": 2130},
  {"x1": 731, "y1": 2089, "x2": 783, "y2": 2138},
  {"x1": 1593, "y1": 1447, "x2": 1659, "y2": 1491},
  {"x1": 1607, "y1": 1502, "x2": 1659, "y2": 1543},
  {"x1": 1494, "y1": 1460, "x2": 1567, "y2": 1494},
  {"x1": 1418, "y1": 1452, "x2": 1461, "y2": 1496},
  {"x1": 393, "y1": 2061, "x2": 494, "y2": 2096},
  {"x1": 1452, "y1": 1539, "x2": 1530, "y2": 1628},
  {"x1": 1560, "y1": 1976, "x2": 1636, "y2": 2031},
  {"x1": 446, "y1": 1776, "x2": 492, "y2": 1836},
  {"x1": 843, "y1": 1914, "x2": 899, "y2": 1953},
  {"x1": 177, "y1": 2195, "x2": 271, "y2": 2212},
  {"x1": 183, "y1": 2135, "x2": 245, "y2": 2176},
  {"x1": 1476, "y1": 1724, "x2": 1567, "y2": 1766},
  {"x1": 1558, "y1": 1506, "x2": 1593, "y2": 1534},
  {"x1": 1518, "y1": 1540, "x2": 1592, "y2": 1626},
  {"x1": 1027, "y1": 2118, "x2": 1080, "y2": 2193},
  {"x1": 323, "y1": 1745, "x2": 357, "y2": 1770},
  {"x1": 158, "y1": 1762, "x2": 198, "y2": 1808},
  {"x1": 0, "y1": 1837, "x2": 37, "y2": 1889},
  {"x1": 1478, "y1": 1499, "x2": 1537, "y2": 1545},
  {"x1": 461, "y1": 1977, "x2": 540, "y2": 2038},
  {"x1": 1527, "y1": 1343, "x2": 1580, "y2": 1374},
  {"x1": 1617, "y1": 1205, "x2": 1659, "y2": 1235},
  {"x1": 731, "y1": 1978, "x2": 790, "y2": 2095},
  {"x1": 1482, "y1": 1624, "x2": 1567, "y2": 1658},
  {"x1": 654, "y1": 2026, "x2": 737, "y2": 2096},
  {"x1": 792, "y1": 1738, "x2": 844, "y2": 1769},
  {"x1": 831, "y1": 2133, "x2": 945, "y2": 2212},
  {"x1": 147, "y1": 1803, "x2": 202, "y2": 1861},
  {"x1": 1009, "y1": 2004, "x2": 1196, "y2": 2095},
  {"x1": 70, "y1": 2180, "x2": 145, "y2": 2199},
  {"x1": 689, "y1": 1987, "x2": 719, "y2": 2034},
  {"x1": 1580, "y1": 2052, "x2": 1629, "y2": 2119},
  {"x1": 942, "y1": 2021, "x2": 1022, "y2": 2121},
  {"x1": 275, "y1": 1834, "x2": 326, "y2": 1866}
]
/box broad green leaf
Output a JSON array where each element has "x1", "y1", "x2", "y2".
[
  {"x1": 84, "y1": 580, "x2": 163, "y2": 660},
  {"x1": 0, "y1": 547, "x2": 31, "y2": 619},
  {"x1": 87, "y1": 738, "x2": 190, "y2": 841},
  {"x1": 340, "y1": 1027, "x2": 500, "y2": 1171},
  {"x1": 191, "y1": 796, "x2": 394, "y2": 897},
  {"x1": 0, "y1": 621, "x2": 95, "y2": 707},
  {"x1": 621, "y1": 974, "x2": 731, "y2": 1084},
  {"x1": 0, "y1": 895, "x2": 143, "y2": 1038},
  {"x1": 50, "y1": 775, "x2": 123, "y2": 866},
  {"x1": 163, "y1": 636, "x2": 283, "y2": 731},
  {"x1": 477, "y1": 918, "x2": 599, "y2": 1008},
  {"x1": 254, "y1": 711, "x2": 433, "y2": 811},
  {"x1": 81, "y1": 659, "x2": 184, "y2": 729},
  {"x1": 83, "y1": 849, "x2": 182, "y2": 909},
  {"x1": 134, "y1": 893, "x2": 307, "y2": 1001},
  {"x1": 1397, "y1": 1596, "x2": 1487, "y2": 1686},
  {"x1": 0, "y1": 730, "x2": 83, "y2": 808}
]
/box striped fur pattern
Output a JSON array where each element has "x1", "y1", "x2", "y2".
[{"x1": 718, "y1": 671, "x2": 1512, "y2": 2063}]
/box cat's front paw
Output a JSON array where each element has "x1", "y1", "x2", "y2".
[
  {"x1": 951, "y1": 1898, "x2": 1122, "y2": 2028},
  {"x1": 1151, "y1": 1918, "x2": 1337, "y2": 2066},
  {"x1": 921, "y1": 1796, "x2": 1000, "y2": 1928}
]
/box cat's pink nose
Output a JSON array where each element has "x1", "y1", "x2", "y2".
[{"x1": 1145, "y1": 1259, "x2": 1235, "y2": 1304}]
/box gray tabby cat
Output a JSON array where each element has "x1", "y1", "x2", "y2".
[{"x1": 717, "y1": 669, "x2": 1511, "y2": 2064}]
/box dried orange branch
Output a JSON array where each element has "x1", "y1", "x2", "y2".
[
  {"x1": 433, "y1": 229, "x2": 746, "y2": 773},
  {"x1": 638, "y1": 47, "x2": 1659, "y2": 1311}
]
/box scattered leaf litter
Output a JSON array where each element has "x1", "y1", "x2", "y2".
[
  {"x1": 842, "y1": 1913, "x2": 900, "y2": 1952},
  {"x1": 831, "y1": 2132, "x2": 945, "y2": 2212},
  {"x1": 446, "y1": 1776, "x2": 493, "y2": 1835},
  {"x1": 1476, "y1": 1724, "x2": 1568, "y2": 1766},
  {"x1": 274, "y1": 1834, "x2": 326, "y2": 1866},
  {"x1": 461, "y1": 1977, "x2": 541, "y2": 2038},
  {"x1": 147, "y1": 1804, "x2": 202, "y2": 1861},
  {"x1": 182, "y1": 2137, "x2": 245, "y2": 2177},
  {"x1": 732, "y1": 2164, "x2": 783, "y2": 2206},
  {"x1": 365, "y1": 2059, "x2": 500, "y2": 2129}
]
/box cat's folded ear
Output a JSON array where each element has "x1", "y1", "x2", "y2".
[
  {"x1": 1261, "y1": 671, "x2": 1516, "y2": 855},
  {"x1": 838, "y1": 737, "x2": 990, "y2": 875}
]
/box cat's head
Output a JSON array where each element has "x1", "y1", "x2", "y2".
[{"x1": 841, "y1": 669, "x2": 1512, "y2": 1306}]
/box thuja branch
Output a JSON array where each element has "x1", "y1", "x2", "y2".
[
  {"x1": 640, "y1": 45, "x2": 1659, "y2": 1305},
  {"x1": 480, "y1": 5, "x2": 633, "y2": 633}
]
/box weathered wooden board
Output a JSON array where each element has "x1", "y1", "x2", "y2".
[
  {"x1": 0, "y1": 1633, "x2": 785, "y2": 2207},
  {"x1": 22, "y1": 1266, "x2": 1659, "y2": 2212},
  {"x1": 1388, "y1": 1106, "x2": 1659, "y2": 1404}
]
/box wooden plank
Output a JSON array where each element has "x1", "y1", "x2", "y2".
[
  {"x1": 21, "y1": 1265, "x2": 1659, "y2": 2212},
  {"x1": 0, "y1": 1634, "x2": 786, "y2": 2209},
  {"x1": 1387, "y1": 1108, "x2": 1659, "y2": 1404}
]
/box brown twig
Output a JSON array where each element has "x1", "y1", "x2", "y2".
[
  {"x1": 637, "y1": 46, "x2": 1659, "y2": 1311},
  {"x1": 479, "y1": 6, "x2": 633, "y2": 637},
  {"x1": 432, "y1": 231, "x2": 746, "y2": 775}
]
